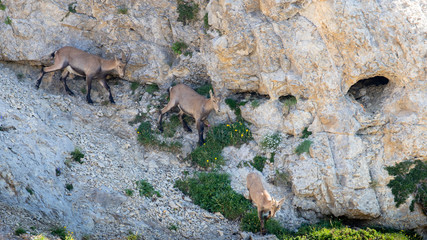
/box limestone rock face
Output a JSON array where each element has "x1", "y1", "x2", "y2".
[{"x1": 0, "y1": 0, "x2": 426, "y2": 237}]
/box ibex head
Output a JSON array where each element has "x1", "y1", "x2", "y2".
[
  {"x1": 115, "y1": 49, "x2": 131, "y2": 78},
  {"x1": 209, "y1": 89, "x2": 221, "y2": 113},
  {"x1": 267, "y1": 197, "x2": 285, "y2": 219}
]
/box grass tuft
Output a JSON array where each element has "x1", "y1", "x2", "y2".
[
  {"x1": 175, "y1": 172, "x2": 252, "y2": 220},
  {"x1": 177, "y1": 0, "x2": 199, "y2": 25},
  {"x1": 171, "y1": 41, "x2": 188, "y2": 55},
  {"x1": 301, "y1": 127, "x2": 312, "y2": 139},
  {"x1": 15, "y1": 227, "x2": 26, "y2": 236},
  {"x1": 118, "y1": 6, "x2": 128, "y2": 14},
  {"x1": 5, "y1": 16, "x2": 11, "y2": 25},
  {"x1": 251, "y1": 155, "x2": 267, "y2": 172},
  {"x1": 70, "y1": 148, "x2": 84, "y2": 164},
  {"x1": 136, "y1": 179, "x2": 161, "y2": 198},
  {"x1": 295, "y1": 140, "x2": 312, "y2": 155}
]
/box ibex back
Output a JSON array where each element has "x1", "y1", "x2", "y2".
[
  {"x1": 158, "y1": 84, "x2": 220, "y2": 146},
  {"x1": 35, "y1": 46, "x2": 130, "y2": 104}
]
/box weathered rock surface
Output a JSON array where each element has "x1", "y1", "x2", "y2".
[{"x1": 0, "y1": 0, "x2": 426, "y2": 238}]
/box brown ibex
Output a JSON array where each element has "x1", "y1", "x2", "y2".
[
  {"x1": 35, "y1": 46, "x2": 130, "y2": 104},
  {"x1": 158, "y1": 84, "x2": 221, "y2": 146},
  {"x1": 247, "y1": 172, "x2": 285, "y2": 234}
]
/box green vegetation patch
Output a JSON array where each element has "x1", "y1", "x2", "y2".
[
  {"x1": 124, "y1": 189, "x2": 134, "y2": 196},
  {"x1": 70, "y1": 148, "x2": 84, "y2": 163},
  {"x1": 130, "y1": 82, "x2": 140, "y2": 94},
  {"x1": 251, "y1": 99, "x2": 260, "y2": 109},
  {"x1": 225, "y1": 98, "x2": 247, "y2": 120},
  {"x1": 145, "y1": 83, "x2": 159, "y2": 95},
  {"x1": 15, "y1": 227, "x2": 26, "y2": 236},
  {"x1": 162, "y1": 114, "x2": 181, "y2": 138},
  {"x1": 171, "y1": 41, "x2": 188, "y2": 55},
  {"x1": 261, "y1": 132, "x2": 282, "y2": 152},
  {"x1": 188, "y1": 121, "x2": 252, "y2": 168},
  {"x1": 175, "y1": 172, "x2": 252, "y2": 220},
  {"x1": 385, "y1": 160, "x2": 427, "y2": 213},
  {"x1": 177, "y1": 0, "x2": 199, "y2": 25},
  {"x1": 203, "y1": 13, "x2": 209, "y2": 30},
  {"x1": 136, "y1": 179, "x2": 161, "y2": 198},
  {"x1": 0, "y1": 1, "x2": 6, "y2": 11},
  {"x1": 280, "y1": 95, "x2": 297, "y2": 108},
  {"x1": 295, "y1": 140, "x2": 312, "y2": 155},
  {"x1": 301, "y1": 127, "x2": 312, "y2": 139},
  {"x1": 136, "y1": 121, "x2": 182, "y2": 152},
  {"x1": 195, "y1": 83, "x2": 213, "y2": 97},
  {"x1": 118, "y1": 6, "x2": 128, "y2": 14},
  {"x1": 251, "y1": 155, "x2": 267, "y2": 172},
  {"x1": 4, "y1": 16, "x2": 11, "y2": 25}
]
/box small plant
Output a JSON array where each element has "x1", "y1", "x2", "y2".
[
  {"x1": 33, "y1": 235, "x2": 49, "y2": 240},
  {"x1": 188, "y1": 121, "x2": 252, "y2": 168},
  {"x1": 145, "y1": 83, "x2": 159, "y2": 94},
  {"x1": 15, "y1": 227, "x2": 26, "y2": 236},
  {"x1": 65, "y1": 183, "x2": 74, "y2": 191},
  {"x1": 225, "y1": 98, "x2": 247, "y2": 120},
  {"x1": 130, "y1": 82, "x2": 140, "y2": 94},
  {"x1": 70, "y1": 148, "x2": 84, "y2": 163},
  {"x1": 162, "y1": 114, "x2": 181, "y2": 138},
  {"x1": 195, "y1": 83, "x2": 213, "y2": 97},
  {"x1": 168, "y1": 224, "x2": 178, "y2": 231},
  {"x1": 51, "y1": 227, "x2": 67, "y2": 240},
  {"x1": 26, "y1": 186, "x2": 34, "y2": 195},
  {"x1": 118, "y1": 6, "x2": 128, "y2": 14},
  {"x1": 5, "y1": 16, "x2": 12, "y2": 25},
  {"x1": 203, "y1": 13, "x2": 209, "y2": 30},
  {"x1": 177, "y1": 0, "x2": 199, "y2": 25},
  {"x1": 136, "y1": 179, "x2": 161, "y2": 198},
  {"x1": 261, "y1": 132, "x2": 281, "y2": 151},
  {"x1": 175, "y1": 172, "x2": 252, "y2": 220},
  {"x1": 295, "y1": 140, "x2": 312, "y2": 155},
  {"x1": 171, "y1": 41, "x2": 188, "y2": 55},
  {"x1": 385, "y1": 160, "x2": 427, "y2": 213},
  {"x1": 68, "y1": 2, "x2": 77, "y2": 13},
  {"x1": 0, "y1": 0, "x2": 6, "y2": 11},
  {"x1": 80, "y1": 86, "x2": 87, "y2": 94},
  {"x1": 251, "y1": 99, "x2": 260, "y2": 109},
  {"x1": 16, "y1": 73, "x2": 24, "y2": 80},
  {"x1": 301, "y1": 127, "x2": 312, "y2": 139},
  {"x1": 251, "y1": 155, "x2": 267, "y2": 172},
  {"x1": 271, "y1": 170, "x2": 290, "y2": 186},
  {"x1": 136, "y1": 121, "x2": 158, "y2": 146},
  {"x1": 125, "y1": 189, "x2": 134, "y2": 196},
  {"x1": 126, "y1": 232, "x2": 141, "y2": 240},
  {"x1": 280, "y1": 95, "x2": 297, "y2": 108}
]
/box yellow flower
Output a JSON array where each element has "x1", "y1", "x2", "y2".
[
  {"x1": 246, "y1": 129, "x2": 248, "y2": 132},
  {"x1": 241, "y1": 134, "x2": 243, "y2": 137},
  {"x1": 214, "y1": 157, "x2": 217, "y2": 160},
  {"x1": 227, "y1": 124, "x2": 230, "y2": 127},
  {"x1": 235, "y1": 129, "x2": 237, "y2": 132},
  {"x1": 207, "y1": 160, "x2": 209, "y2": 162}
]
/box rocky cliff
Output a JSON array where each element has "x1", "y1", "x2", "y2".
[{"x1": 0, "y1": 0, "x2": 426, "y2": 239}]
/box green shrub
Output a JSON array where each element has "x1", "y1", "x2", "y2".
[
  {"x1": 295, "y1": 140, "x2": 312, "y2": 155},
  {"x1": 51, "y1": 227, "x2": 67, "y2": 240},
  {"x1": 240, "y1": 209, "x2": 261, "y2": 233},
  {"x1": 0, "y1": 1, "x2": 6, "y2": 11},
  {"x1": 70, "y1": 148, "x2": 84, "y2": 163},
  {"x1": 195, "y1": 83, "x2": 213, "y2": 97},
  {"x1": 65, "y1": 183, "x2": 73, "y2": 191},
  {"x1": 171, "y1": 41, "x2": 188, "y2": 55},
  {"x1": 188, "y1": 121, "x2": 252, "y2": 168},
  {"x1": 118, "y1": 6, "x2": 128, "y2": 14},
  {"x1": 125, "y1": 189, "x2": 134, "y2": 196},
  {"x1": 15, "y1": 227, "x2": 26, "y2": 236},
  {"x1": 251, "y1": 155, "x2": 267, "y2": 172},
  {"x1": 5, "y1": 16, "x2": 11, "y2": 25},
  {"x1": 26, "y1": 186, "x2": 34, "y2": 195},
  {"x1": 301, "y1": 127, "x2": 312, "y2": 139},
  {"x1": 168, "y1": 224, "x2": 178, "y2": 231},
  {"x1": 177, "y1": 0, "x2": 199, "y2": 25},
  {"x1": 162, "y1": 114, "x2": 181, "y2": 138},
  {"x1": 225, "y1": 98, "x2": 247, "y2": 120},
  {"x1": 175, "y1": 172, "x2": 252, "y2": 220},
  {"x1": 136, "y1": 179, "x2": 161, "y2": 198},
  {"x1": 281, "y1": 95, "x2": 297, "y2": 108},
  {"x1": 385, "y1": 160, "x2": 427, "y2": 212},
  {"x1": 68, "y1": 2, "x2": 77, "y2": 13},
  {"x1": 145, "y1": 84, "x2": 159, "y2": 94},
  {"x1": 130, "y1": 82, "x2": 140, "y2": 93},
  {"x1": 261, "y1": 132, "x2": 282, "y2": 151},
  {"x1": 251, "y1": 99, "x2": 260, "y2": 109},
  {"x1": 136, "y1": 121, "x2": 158, "y2": 146}
]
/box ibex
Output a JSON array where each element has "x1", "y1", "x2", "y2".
[
  {"x1": 246, "y1": 172, "x2": 285, "y2": 234},
  {"x1": 158, "y1": 84, "x2": 221, "y2": 146},
  {"x1": 35, "y1": 46, "x2": 130, "y2": 104}
]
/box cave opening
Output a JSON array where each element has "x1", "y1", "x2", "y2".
[{"x1": 347, "y1": 76, "x2": 390, "y2": 113}]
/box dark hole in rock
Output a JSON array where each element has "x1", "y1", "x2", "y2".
[{"x1": 347, "y1": 76, "x2": 390, "y2": 113}]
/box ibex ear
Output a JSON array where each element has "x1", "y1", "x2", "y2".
[
  {"x1": 209, "y1": 89, "x2": 213, "y2": 98},
  {"x1": 277, "y1": 197, "x2": 285, "y2": 207},
  {"x1": 121, "y1": 51, "x2": 126, "y2": 62}
]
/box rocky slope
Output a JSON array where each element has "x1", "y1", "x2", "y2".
[{"x1": 0, "y1": 0, "x2": 426, "y2": 238}]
